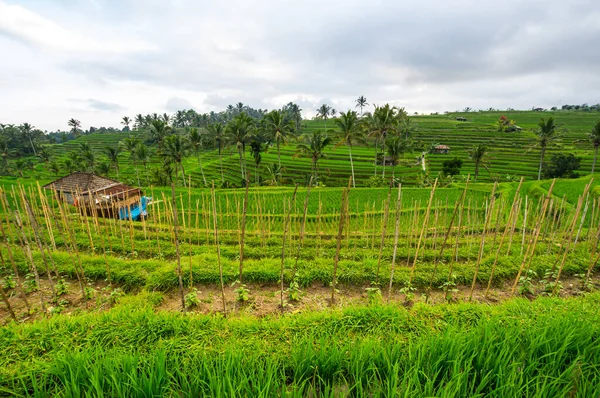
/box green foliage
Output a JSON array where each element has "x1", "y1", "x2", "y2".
[
  {"x1": 442, "y1": 157, "x2": 463, "y2": 176},
  {"x1": 543, "y1": 153, "x2": 581, "y2": 178},
  {"x1": 2, "y1": 274, "x2": 16, "y2": 290},
  {"x1": 184, "y1": 288, "x2": 201, "y2": 308},
  {"x1": 232, "y1": 281, "x2": 250, "y2": 302},
  {"x1": 56, "y1": 278, "x2": 69, "y2": 297},
  {"x1": 517, "y1": 270, "x2": 536, "y2": 296}
]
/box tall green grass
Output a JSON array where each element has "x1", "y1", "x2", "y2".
[{"x1": 1, "y1": 293, "x2": 600, "y2": 396}]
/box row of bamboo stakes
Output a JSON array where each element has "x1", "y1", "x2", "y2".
[{"x1": 1, "y1": 175, "x2": 599, "y2": 320}]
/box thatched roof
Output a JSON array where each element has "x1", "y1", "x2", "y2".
[{"x1": 43, "y1": 172, "x2": 139, "y2": 196}]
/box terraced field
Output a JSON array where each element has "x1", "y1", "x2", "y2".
[{"x1": 21, "y1": 110, "x2": 600, "y2": 188}]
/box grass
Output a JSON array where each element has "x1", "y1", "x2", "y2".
[{"x1": 1, "y1": 293, "x2": 599, "y2": 396}]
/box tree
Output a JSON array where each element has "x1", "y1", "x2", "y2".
[
  {"x1": 62, "y1": 158, "x2": 76, "y2": 174},
  {"x1": 121, "y1": 116, "x2": 131, "y2": 131},
  {"x1": 385, "y1": 136, "x2": 411, "y2": 178},
  {"x1": 355, "y1": 96, "x2": 368, "y2": 116},
  {"x1": 586, "y1": 121, "x2": 600, "y2": 173},
  {"x1": 265, "y1": 163, "x2": 283, "y2": 186},
  {"x1": 48, "y1": 160, "x2": 61, "y2": 177},
  {"x1": 316, "y1": 104, "x2": 332, "y2": 128},
  {"x1": 365, "y1": 104, "x2": 407, "y2": 178},
  {"x1": 20, "y1": 123, "x2": 37, "y2": 156},
  {"x1": 37, "y1": 147, "x2": 51, "y2": 165},
  {"x1": 103, "y1": 146, "x2": 121, "y2": 178},
  {"x1": 442, "y1": 157, "x2": 463, "y2": 176},
  {"x1": 134, "y1": 114, "x2": 145, "y2": 130},
  {"x1": 81, "y1": 149, "x2": 96, "y2": 172},
  {"x1": 469, "y1": 144, "x2": 489, "y2": 180},
  {"x1": 249, "y1": 138, "x2": 267, "y2": 185},
  {"x1": 227, "y1": 113, "x2": 254, "y2": 182},
  {"x1": 188, "y1": 128, "x2": 207, "y2": 186},
  {"x1": 135, "y1": 144, "x2": 151, "y2": 185},
  {"x1": 148, "y1": 120, "x2": 171, "y2": 145},
  {"x1": 207, "y1": 122, "x2": 226, "y2": 184},
  {"x1": 543, "y1": 153, "x2": 581, "y2": 178},
  {"x1": 295, "y1": 130, "x2": 332, "y2": 184},
  {"x1": 96, "y1": 162, "x2": 111, "y2": 177},
  {"x1": 68, "y1": 118, "x2": 82, "y2": 138},
  {"x1": 120, "y1": 137, "x2": 141, "y2": 185},
  {"x1": 536, "y1": 117, "x2": 560, "y2": 180},
  {"x1": 263, "y1": 110, "x2": 294, "y2": 170},
  {"x1": 159, "y1": 134, "x2": 189, "y2": 186},
  {"x1": 334, "y1": 110, "x2": 366, "y2": 187}
]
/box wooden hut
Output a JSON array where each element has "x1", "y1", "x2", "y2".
[
  {"x1": 433, "y1": 145, "x2": 450, "y2": 154},
  {"x1": 43, "y1": 172, "x2": 147, "y2": 219}
]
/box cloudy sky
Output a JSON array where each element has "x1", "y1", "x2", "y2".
[{"x1": 1, "y1": 0, "x2": 599, "y2": 131}]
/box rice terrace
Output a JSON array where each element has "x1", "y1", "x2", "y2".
[{"x1": 2, "y1": 1, "x2": 600, "y2": 395}]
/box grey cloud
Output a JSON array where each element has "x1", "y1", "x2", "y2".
[
  {"x1": 166, "y1": 97, "x2": 192, "y2": 111},
  {"x1": 85, "y1": 99, "x2": 124, "y2": 112}
]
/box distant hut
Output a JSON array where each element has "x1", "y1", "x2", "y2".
[
  {"x1": 433, "y1": 144, "x2": 450, "y2": 154},
  {"x1": 43, "y1": 172, "x2": 149, "y2": 220}
]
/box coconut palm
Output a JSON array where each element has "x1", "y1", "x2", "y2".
[
  {"x1": 586, "y1": 121, "x2": 600, "y2": 173},
  {"x1": 317, "y1": 104, "x2": 332, "y2": 128},
  {"x1": 469, "y1": 144, "x2": 489, "y2": 180},
  {"x1": 159, "y1": 134, "x2": 188, "y2": 186},
  {"x1": 134, "y1": 114, "x2": 145, "y2": 130},
  {"x1": 37, "y1": 147, "x2": 51, "y2": 164},
  {"x1": 188, "y1": 128, "x2": 207, "y2": 186},
  {"x1": 62, "y1": 158, "x2": 76, "y2": 174},
  {"x1": 48, "y1": 160, "x2": 61, "y2": 177},
  {"x1": 355, "y1": 96, "x2": 368, "y2": 116},
  {"x1": 535, "y1": 117, "x2": 560, "y2": 180},
  {"x1": 0, "y1": 139, "x2": 9, "y2": 169},
  {"x1": 265, "y1": 163, "x2": 283, "y2": 186},
  {"x1": 263, "y1": 110, "x2": 294, "y2": 169},
  {"x1": 366, "y1": 104, "x2": 405, "y2": 178},
  {"x1": 226, "y1": 113, "x2": 254, "y2": 181},
  {"x1": 21, "y1": 123, "x2": 37, "y2": 156},
  {"x1": 334, "y1": 110, "x2": 366, "y2": 187},
  {"x1": 96, "y1": 162, "x2": 111, "y2": 177},
  {"x1": 135, "y1": 144, "x2": 151, "y2": 185},
  {"x1": 295, "y1": 130, "x2": 333, "y2": 184},
  {"x1": 81, "y1": 149, "x2": 96, "y2": 172},
  {"x1": 103, "y1": 146, "x2": 121, "y2": 178},
  {"x1": 386, "y1": 137, "x2": 411, "y2": 178},
  {"x1": 161, "y1": 113, "x2": 170, "y2": 124},
  {"x1": 207, "y1": 122, "x2": 226, "y2": 183},
  {"x1": 121, "y1": 137, "x2": 142, "y2": 185},
  {"x1": 148, "y1": 120, "x2": 171, "y2": 145},
  {"x1": 249, "y1": 138, "x2": 268, "y2": 185},
  {"x1": 121, "y1": 116, "x2": 131, "y2": 131},
  {"x1": 68, "y1": 118, "x2": 82, "y2": 138}
]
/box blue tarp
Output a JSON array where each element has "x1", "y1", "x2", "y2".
[{"x1": 118, "y1": 196, "x2": 150, "y2": 221}]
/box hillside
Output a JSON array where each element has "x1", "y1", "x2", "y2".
[{"x1": 19, "y1": 110, "x2": 600, "y2": 187}]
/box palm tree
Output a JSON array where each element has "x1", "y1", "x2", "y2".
[
  {"x1": 249, "y1": 139, "x2": 267, "y2": 185},
  {"x1": 366, "y1": 104, "x2": 405, "y2": 178},
  {"x1": 159, "y1": 134, "x2": 188, "y2": 186},
  {"x1": 48, "y1": 160, "x2": 61, "y2": 177},
  {"x1": 103, "y1": 146, "x2": 121, "y2": 178},
  {"x1": 21, "y1": 123, "x2": 37, "y2": 156},
  {"x1": 96, "y1": 162, "x2": 111, "y2": 177},
  {"x1": 62, "y1": 158, "x2": 76, "y2": 174},
  {"x1": 37, "y1": 147, "x2": 51, "y2": 164},
  {"x1": 0, "y1": 138, "x2": 13, "y2": 170},
  {"x1": 121, "y1": 137, "x2": 141, "y2": 185},
  {"x1": 121, "y1": 116, "x2": 131, "y2": 131},
  {"x1": 295, "y1": 130, "x2": 333, "y2": 184},
  {"x1": 68, "y1": 118, "x2": 82, "y2": 138},
  {"x1": 161, "y1": 113, "x2": 170, "y2": 124},
  {"x1": 265, "y1": 163, "x2": 283, "y2": 186},
  {"x1": 188, "y1": 128, "x2": 207, "y2": 186},
  {"x1": 207, "y1": 122, "x2": 226, "y2": 183},
  {"x1": 587, "y1": 121, "x2": 600, "y2": 173},
  {"x1": 135, "y1": 144, "x2": 151, "y2": 185},
  {"x1": 386, "y1": 137, "x2": 411, "y2": 178},
  {"x1": 81, "y1": 149, "x2": 96, "y2": 172},
  {"x1": 536, "y1": 117, "x2": 560, "y2": 180},
  {"x1": 263, "y1": 110, "x2": 294, "y2": 169},
  {"x1": 316, "y1": 104, "x2": 332, "y2": 128},
  {"x1": 227, "y1": 113, "x2": 254, "y2": 181},
  {"x1": 469, "y1": 144, "x2": 489, "y2": 180},
  {"x1": 334, "y1": 110, "x2": 365, "y2": 188},
  {"x1": 355, "y1": 96, "x2": 368, "y2": 116},
  {"x1": 148, "y1": 120, "x2": 171, "y2": 145},
  {"x1": 134, "y1": 114, "x2": 145, "y2": 130}
]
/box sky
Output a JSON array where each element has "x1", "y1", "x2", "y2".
[{"x1": 0, "y1": 0, "x2": 599, "y2": 131}]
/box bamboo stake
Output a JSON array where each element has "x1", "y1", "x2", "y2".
[
  {"x1": 521, "y1": 195, "x2": 528, "y2": 256},
  {"x1": 211, "y1": 182, "x2": 227, "y2": 315},
  {"x1": 170, "y1": 184, "x2": 185, "y2": 310},
  {"x1": 331, "y1": 179, "x2": 351, "y2": 305},
  {"x1": 280, "y1": 185, "x2": 299, "y2": 310},
  {"x1": 238, "y1": 180, "x2": 249, "y2": 282},
  {"x1": 429, "y1": 177, "x2": 470, "y2": 297},
  {"x1": 387, "y1": 184, "x2": 402, "y2": 302},
  {"x1": 0, "y1": 283, "x2": 16, "y2": 321},
  {"x1": 293, "y1": 180, "x2": 313, "y2": 279},
  {"x1": 469, "y1": 182, "x2": 498, "y2": 301},
  {"x1": 485, "y1": 177, "x2": 523, "y2": 297},
  {"x1": 409, "y1": 179, "x2": 438, "y2": 284},
  {"x1": 0, "y1": 212, "x2": 30, "y2": 310},
  {"x1": 376, "y1": 185, "x2": 393, "y2": 279}
]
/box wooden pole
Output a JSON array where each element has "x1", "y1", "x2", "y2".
[
  {"x1": 171, "y1": 183, "x2": 185, "y2": 310},
  {"x1": 387, "y1": 184, "x2": 402, "y2": 302},
  {"x1": 331, "y1": 179, "x2": 351, "y2": 305},
  {"x1": 409, "y1": 179, "x2": 438, "y2": 284},
  {"x1": 293, "y1": 179, "x2": 313, "y2": 279},
  {"x1": 376, "y1": 184, "x2": 393, "y2": 279},
  {"x1": 211, "y1": 182, "x2": 227, "y2": 315},
  {"x1": 280, "y1": 185, "x2": 299, "y2": 310},
  {"x1": 238, "y1": 179, "x2": 249, "y2": 282}
]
